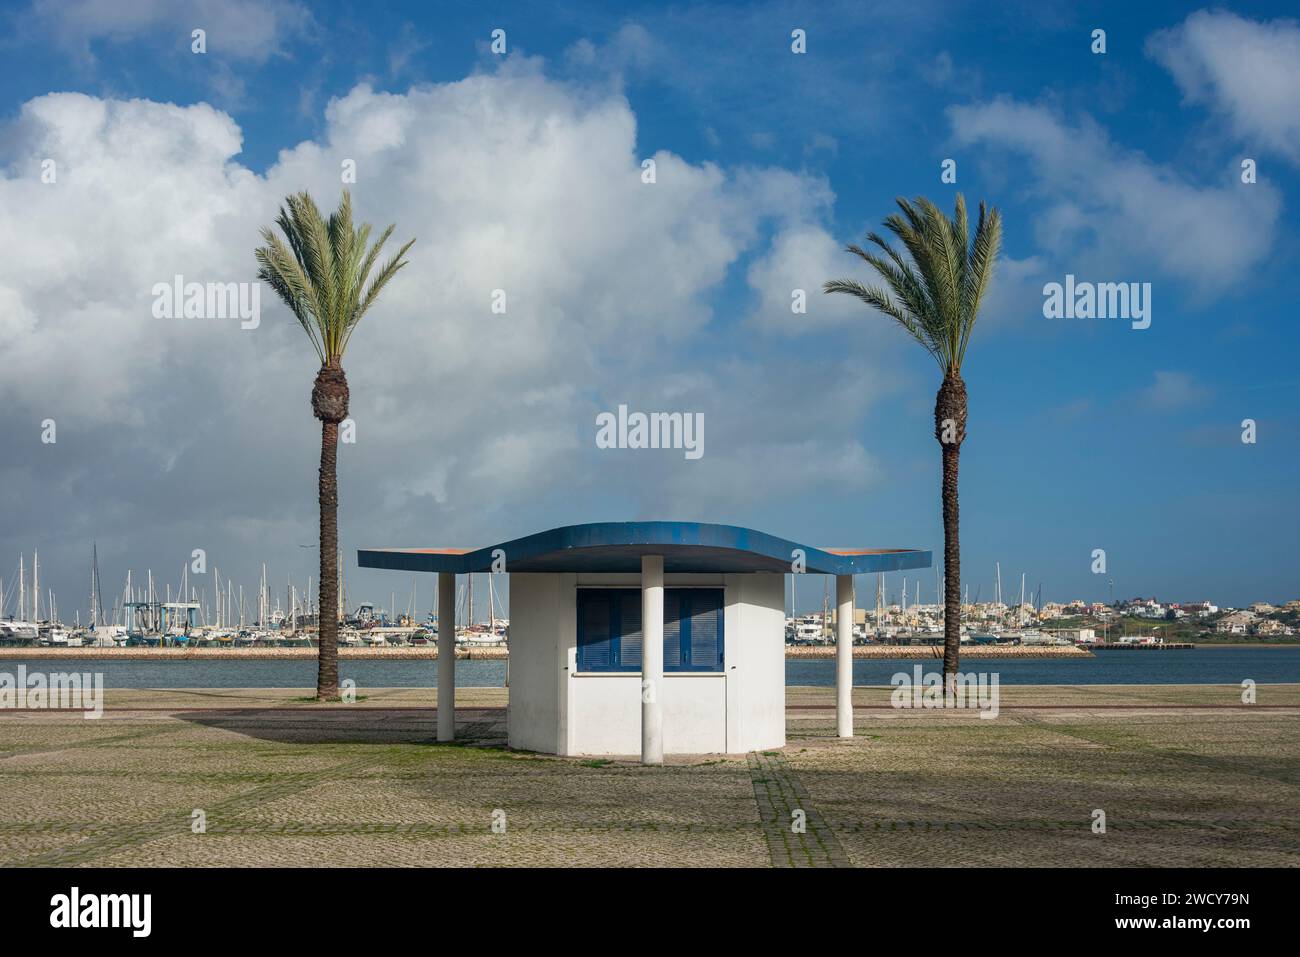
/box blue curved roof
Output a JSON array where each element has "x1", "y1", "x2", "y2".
[{"x1": 358, "y1": 522, "x2": 930, "y2": 576}]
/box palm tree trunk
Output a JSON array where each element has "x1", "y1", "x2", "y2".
[
  {"x1": 311, "y1": 361, "x2": 349, "y2": 701},
  {"x1": 317, "y1": 418, "x2": 340, "y2": 699},
  {"x1": 935, "y1": 372, "x2": 967, "y2": 693}
]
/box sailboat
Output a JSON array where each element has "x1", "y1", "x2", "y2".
[
  {"x1": 1, "y1": 553, "x2": 40, "y2": 643},
  {"x1": 457, "y1": 573, "x2": 508, "y2": 645}
]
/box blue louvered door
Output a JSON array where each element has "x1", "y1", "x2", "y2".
[
  {"x1": 681, "y1": 589, "x2": 723, "y2": 671},
  {"x1": 617, "y1": 592, "x2": 643, "y2": 670},
  {"x1": 577, "y1": 592, "x2": 614, "y2": 671},
  {"x1": 577, "y1": 588, "x2": 724, "y2": 673}
]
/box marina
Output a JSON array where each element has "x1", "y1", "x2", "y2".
[
  {"x1": 5, "y1": 546, "x2": 1295, "y2": 653},
  {"x1": 0, "y1": 545, "x2": 510, "y2": 650}
]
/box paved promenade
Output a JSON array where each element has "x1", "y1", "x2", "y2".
[{"x1": 1, "y1": 685, "x2": 1297, "y2": 867}]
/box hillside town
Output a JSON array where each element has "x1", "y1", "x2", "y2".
[{"x1": 786, "y1": 585, "x2": 1300, "y2": 647}]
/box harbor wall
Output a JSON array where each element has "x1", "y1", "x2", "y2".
[{"x1": 0, "y1": 644, "x2": 1094, "y2": 660}]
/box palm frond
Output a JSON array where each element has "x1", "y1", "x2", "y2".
[
  {"x1": 957, "y1": 202, "x2": 1001, "y2": 366},
  {"x1": 255, "y1": 190, "x2": 415, "y2": 364},
  {"x1": 822, "y1": 278, "x2": 939, "y2": 361},
  {"x1": 845, "y1": 243, "x2": 935, "y2": 336},
  {"x1": 342, "y1": 238, "x2": 416, "y2": 355},
  {"x1": 826, "y1": 193, "x2": 1001, "y2": 375}
]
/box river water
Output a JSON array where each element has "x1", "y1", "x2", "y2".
[{"x1": 3, "y1": 647, "x2": 1297, "y2": 688}]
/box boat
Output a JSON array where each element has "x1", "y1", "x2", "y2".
[
  {"x1": 1003, "y1": 629, "x2": 1070, "y2": 646},
  {"x1": 38, "y1": 624, "x2": 73, "y2": 647},
  {"x1": 0, "y1": 620, "x2": 39, "y2": 643},
  {"x1": 794, "y1": 621, "x2": 823, "y2": 642},
  {"x1": 457, "y1": 625, "x2": 506, "y2": 647}
]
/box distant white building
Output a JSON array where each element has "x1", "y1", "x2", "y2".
[{"x1": 1215, "y1": 611, "x2": 1256, "y2": 634}]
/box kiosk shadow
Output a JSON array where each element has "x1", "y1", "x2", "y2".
[{"x1": 177, "y1": 707, "x2": 508, "y2": 747}]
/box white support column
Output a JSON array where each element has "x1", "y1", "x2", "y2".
[
  {"x1": 641, "y1": 554, "x2": 664, "y2": 765},
  {"x1": 836, "y1": 574, "x2": 854, "y2": 738},
  {"x1": 437, "y1": 571, "x2": 456, "y2": 742}
]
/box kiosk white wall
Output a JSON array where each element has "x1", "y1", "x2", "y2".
[{"x1": 507, "y1": 572, "x2": 786, "y2": 756}]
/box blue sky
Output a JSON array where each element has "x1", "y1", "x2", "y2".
[{"x1": 1, "y1": 0, "x2": 1297, "y2": 618}]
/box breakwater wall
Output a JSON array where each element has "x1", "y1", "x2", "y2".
[
  {"x1": 788, "y1": 645, "x2": 1093, "y2": 659},
  {"x1": 1, "y1": 644, "x2": 1092, "y2": 660}
]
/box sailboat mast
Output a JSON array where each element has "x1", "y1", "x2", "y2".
[
  {"x1": 821, "y1": 578, "x2": 829, "y2": 640},
  {"x1": 89, "y1": 543, "x2": 99, "y2": 628}
]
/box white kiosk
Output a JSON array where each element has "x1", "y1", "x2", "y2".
[{"x1": 359, "y1": 522, "x2": 929, "y2": 763}]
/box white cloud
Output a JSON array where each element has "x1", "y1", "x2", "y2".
[
  {"x1": 747, "y1": 225, "x2": 876, "y2": 334},
  {"x1": 0, "y1": 92, "x2": 258, "y2": 415},
  {"x1": 387, "y1": 22, "x2": 430, "y2": 80},
  {"x1": 1148, "y1": 10, "x2": 1300, "y2": 164},
  {"x1": 0, "y1": 63, "x2": 889, "y2": 584},
  {"x1": 584, "y1": 357, "x2": 885, "y2": 517},
  {"x1": 30, "y1": 0, "x2": 314, "y2": 64},
  {"x1": 948, "y1": 98, "x2": 1281, "y2": 294},
  {"x1": 1139, "y1": 370, "x2": 1207, "y2": 411}
]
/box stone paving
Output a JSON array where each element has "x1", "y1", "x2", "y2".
[
  {"x1": 748, "y1": 750, "x2": 850, "y2": 867},
  {"x1": 0, "y1": 685, "x2": 1297, "y2": 867}
]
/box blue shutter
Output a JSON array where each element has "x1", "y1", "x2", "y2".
[
  {"x1": 685, "y1": 590, "x2": 723, "y2": 671},
  {"x1": 578, "y1": 593, "x2": 613, "y2": 671},
  {"x1": 619, "y1": 592, "x2": 643, "y2": 671},
  {"x1": 663, "y1": 593, "x2": 682, "y2": 669}
]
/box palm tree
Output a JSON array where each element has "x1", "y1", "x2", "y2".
[
  {"x1": 825, "y1": 194, "x2": 1001, "y2": 688},
  {"x1": 255, "y1": 190, "x2": 414, "y2": 699}
]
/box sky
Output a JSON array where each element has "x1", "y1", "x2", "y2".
[{"x1": 0, "y1": 0, "x2": 1297, "y2": 623}]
